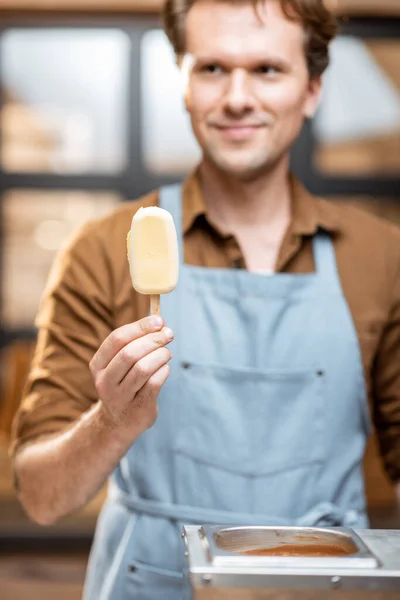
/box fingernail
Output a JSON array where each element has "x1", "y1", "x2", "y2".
[
  {"x1": 164, "y1": 327, "x2": 174, "y2": 341},
  {"x1": 151, "y1": 316, "x2": 163, "y2": 327}
]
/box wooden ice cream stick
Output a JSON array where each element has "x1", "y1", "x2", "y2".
[{"x1": 150, "y1": 294, "x2": 161, "y2": 315}]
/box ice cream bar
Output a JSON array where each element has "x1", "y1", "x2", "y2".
[{"x1": 127, "y1": 206, "x2": 179, "y2": 314}]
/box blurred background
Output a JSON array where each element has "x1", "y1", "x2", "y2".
[{"x1": 0, "y1": 0, "x2": 399, "y2": 598}]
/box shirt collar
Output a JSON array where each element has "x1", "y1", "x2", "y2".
[
  {"x1": 289, "y1": 175, "x2": 340, "y2": 236},
  {"x1": 181, "y1": 169, "x2": 340, "y2": 236}
]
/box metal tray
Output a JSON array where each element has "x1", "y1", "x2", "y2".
[{"x1": 199, "y1": 526, "x2": 379, "y2": 569}]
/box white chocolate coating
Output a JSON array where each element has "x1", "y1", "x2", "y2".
[{"x1": 128, "y1": 207, "x2": 179, "y2": 295}]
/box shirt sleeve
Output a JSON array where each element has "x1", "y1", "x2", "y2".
[
  {"x1": 372, "y1": 257, "x2": 400, "y2": 484},
  {"x1": 10, "y1": 219, "x2": 115, "y2": 457}
]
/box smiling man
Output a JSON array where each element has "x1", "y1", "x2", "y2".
[
  {"x1": 10, "y1": 1, "x2": 400, "y2": 599},
  {"x1": 182, "y1": 1, "x2": 320, "y2": 180}
]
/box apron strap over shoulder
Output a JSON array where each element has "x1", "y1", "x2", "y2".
[
  {"x1": 159, "y1": 184, "x2": 184, "y2": 263},
  {"x1": 312, "y1": 230, "x2": 341, "y2": 285}
]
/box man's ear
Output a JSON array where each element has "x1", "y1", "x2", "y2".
[
  {"x1": 184, "y1": 89, "x2": 191, "y2": 112},
  {"x1": 304, "y1": 75, "x2": 323, "y2": 119}
]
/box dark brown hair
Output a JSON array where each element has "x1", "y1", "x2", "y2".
[{"x1": 162, "y1": 0, "x2": 338, "y2": 78}]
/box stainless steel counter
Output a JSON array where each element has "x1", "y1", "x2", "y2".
[{"x1": 183, "y1": 525, "x2": 400, "y2": 599}]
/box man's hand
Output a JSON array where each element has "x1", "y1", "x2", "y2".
[
  {"x1": 89, "y1": 316, "x2": 174, "y2": 437},
  {"x1": 14, "y1": 315, "x2": 174, "y2": 525}
]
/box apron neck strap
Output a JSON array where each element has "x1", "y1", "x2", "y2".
[
  {"x1": 159, "y1": 184, "x2": 184, "y2": 264},
  {"x1": 312, "y1": 230, "x2": 340, "y2": 283}
]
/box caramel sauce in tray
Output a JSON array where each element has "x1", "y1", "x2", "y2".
[{"x1": 242, "y1": 543, "x2": 353, "y2": 557}]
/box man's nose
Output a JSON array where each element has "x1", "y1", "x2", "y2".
[{"x1": 223, "y1": 69, "x2": 256, "y2": 115}]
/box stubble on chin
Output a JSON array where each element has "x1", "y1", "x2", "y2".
[{"x1": 203, "y1": 144, "x2": 280, "y2": 180}]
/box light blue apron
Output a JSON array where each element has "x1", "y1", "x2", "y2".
[{"x1": 83, "y1": 184, "x2": 371, "y2": 600}]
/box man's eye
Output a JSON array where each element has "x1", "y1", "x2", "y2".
[
  {"x1": 256, "y1": 65, "x2": 278, "y2": 75},
  {"x1": 202, "y1": 64, "x2": 223, "y2": 74}
]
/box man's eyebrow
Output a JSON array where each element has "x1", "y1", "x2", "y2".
[{"x1": 191, "y1": 54, "x2": 292, "y2": 70}]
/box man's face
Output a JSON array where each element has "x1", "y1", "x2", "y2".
[{"x1": 183, "y1": 0, "x2": 322, "y2": 178}]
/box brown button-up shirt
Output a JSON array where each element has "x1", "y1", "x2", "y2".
[{"x1": 11, "y1": 172, "x2": 400, "y2": 483}]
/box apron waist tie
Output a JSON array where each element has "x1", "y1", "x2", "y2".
[{"x1": 109, "y1": 484, "x2": 361, "y2": 528}]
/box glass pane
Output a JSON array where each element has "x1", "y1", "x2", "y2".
[
  {"x1": 2, "y1": 191, "x2": 119, "y2": 328},
  {"x1": 314, "y1": 37, "x2": 400, "y2": 176},
  {"x1": 1, "y1": 29, "x2": 130, "y2": 173},
  {"x1": 141, "y1": 30, "x2": 201, "y2": 175}
]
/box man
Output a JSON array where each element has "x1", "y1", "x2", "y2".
[{"x1": 10, "y1": 1, "x2": 400, "y2": 598}]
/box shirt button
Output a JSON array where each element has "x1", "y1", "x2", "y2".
[{"x1": 182, "y1": 362, "x2": 190, "y2": 370}]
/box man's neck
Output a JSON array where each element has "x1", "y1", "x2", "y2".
[
  {"x1": 198, "y1": 158, "x2": 292, "y2": 238},
  {"x1": 198, "y1": 157, "x2": 293, "y2": 273}
]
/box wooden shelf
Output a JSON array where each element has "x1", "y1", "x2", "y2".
[
  {"x1": 0, "y1": 0, "x2": 160, "y2": 11},
  {"x1": 0, "y1": 0, "x2": 399, "y2": 16},
  {"x1": 337, "y1": 0, "x2": 400, "y2": 16}
]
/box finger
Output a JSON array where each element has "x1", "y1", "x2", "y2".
[
  {"x1": 133, "y1": 364, "x2": 171, "y2": 409},
  {"x1": 90, "y1": 316, "x2": 164, "y2": 372},
  {"x1": 119, "y1": 347, "x2": 172, "y2": 396},
  {"x1": 103, "y1": 327, "x2": 174, "y2": 389}
]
